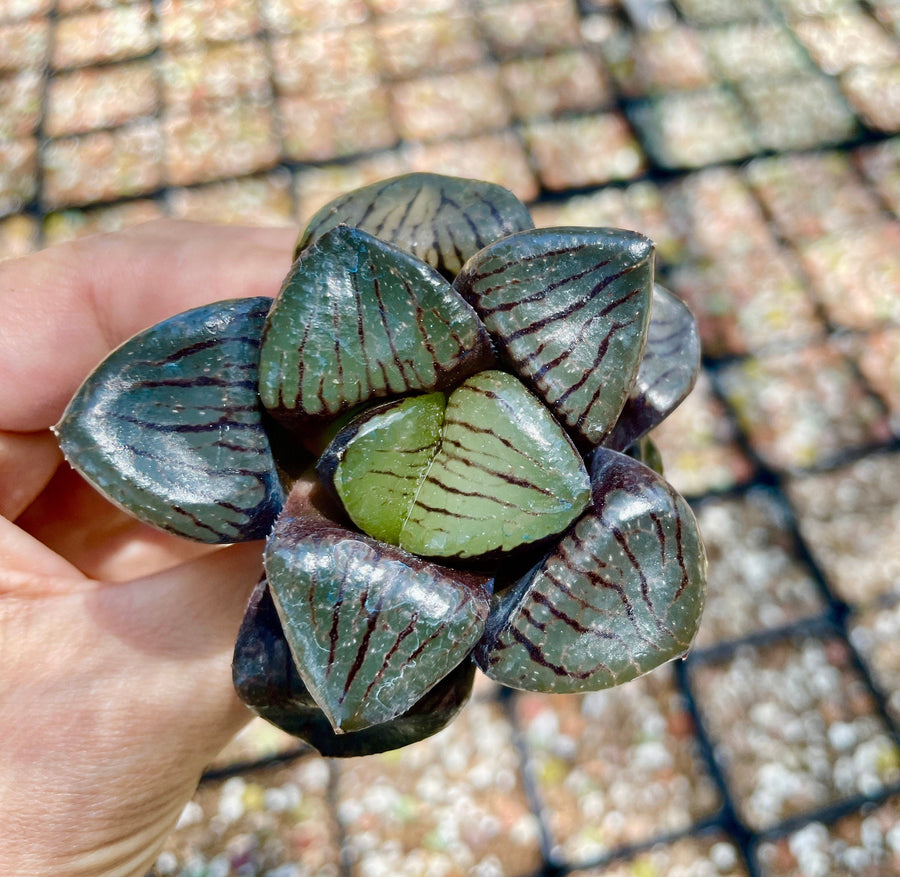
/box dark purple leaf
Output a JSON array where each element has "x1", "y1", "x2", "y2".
[
  {"x1": 54, "y1": 297, "x2": 283, "y2": 543},
  {"x1": 607, "y1": 284, "x2": 701, "y2": 451},
  {"x1": 475, "y1": 449, "x2": 706, "y2": 692},
  {"x1": 296, "y1": 172, "x2": 535, "y2": 279},
  {"x1": 455, "y1": 227, "x2": 654, "y2": 449},
  {"x1": 233, "y1": 576, "x2": 476, "y2": 757},
  {"x1": 264, "y1": 515, "x2": 492, "y2": 732}
]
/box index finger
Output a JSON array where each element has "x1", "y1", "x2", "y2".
[{"x1": 0, "y1": 220, "x2": 296, "y2": 433}]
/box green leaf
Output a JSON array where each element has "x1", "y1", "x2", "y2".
[
  {"x1": 455, "y1": 227, "x2": 654, "y2": 448},
  {"x1": 318, "y1": 393, "x2": 445, "y2": 547},
  {"x1": 319, "y1": 371, "x2": 592, "y2": 560},
  {"x1": 233, "y1": 576, "x2": 476, "y2": 757},
  {"x1": 264, "y1": 517, "x2": 492, "y2": 732},
  {"x1": 259, "y1": 225, "x2": 493, "y2": 430},
  {"x1": 625, "y1": 436, "x2": 665, "y2": 476},
  {"x1": 54, "y1": 297, "x2": 283, "y2": 543},
  {"x1": 607, "y1": 284, "x2": 701, "y2": 451},
  {"x1": 296, "y1": 172, "x2": 535, "y2": 279},
  {"x1": 475, "y1": 449, "x2": 706, "y2": 692}
]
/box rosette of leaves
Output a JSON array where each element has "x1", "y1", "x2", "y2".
[{"x1": 55, "y1": 173, "x2": 707, "y2": 758}]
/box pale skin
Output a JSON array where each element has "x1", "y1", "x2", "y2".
[{"x1": 0, "y1": 221, "x2": 298, "y2": 875}]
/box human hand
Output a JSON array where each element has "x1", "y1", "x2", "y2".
[{"x1": 0, "y1": 220, "x2": 297, "y2": 876}]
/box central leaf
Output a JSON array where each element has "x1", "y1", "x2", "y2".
[{"x1": 319, "y1": 370, "x2": 592, "y2": 560}]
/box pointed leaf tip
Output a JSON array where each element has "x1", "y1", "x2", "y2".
[
  {"x1": 455, "y1": 227, "x2": 655, "y2": 449},
  {"x1": 265, "y1": 517, "x2": 492, "y2": 732},
  {"x1": 259, "y1": 225, "x2": 493, "y2": 431},
  {"x1": 233, "y1": 575, "x2": 477, "y2": 756},
  {"x1": 475, "y1": 449, "x2": 706, "y2": 692}
]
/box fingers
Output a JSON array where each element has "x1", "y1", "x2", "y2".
[
  {"x1": 0, "y1": 430, "x2": 62, "y2": 520},
  {"x1": 0, "y1": 221, "x2": 290, "y2": 874},
  {"x1": 0, "y1": 220, "x2": 297, "y2": 433},
  {"x1": 84, "y1": 541, "x2": 265, "y2": 763},
  {"x1": 15, "y1": 462, "x2": 217, "y2": 582},
  {"x1": 1, "y1": 543, "x2": 263, "y2": 773},
  {"x1": 0, "y1": 515, "x2": 87, "y2": 582}
]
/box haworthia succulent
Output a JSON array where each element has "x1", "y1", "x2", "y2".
[
  {"x1": 232, "y1": 575, "x2": 476, "y2": 757},
  {"x1": 264, "y1": 517, "x2": 492, "y2": 732},
  {"x1": 259, "y1": 225, "x2": 493, "y2": 430},
  {"x1": 295, "y1": 172, "x2": 535, "y2": 279},
  {"x1": 46, "y1": 166, "x2": 711, "y2": 757},
  {"x1": 474, "y1": 449, "x2": 706, "y2": 692},
  {"x1": 607, "y1": 284, "x2": 701, "y2": 452},
  {"x1": 54, "y1": 297, "x2": 283, "y2": 543},
  {"x1": 455, "y1": 227, "x2": 654, "y2": 449},
  {"x1": 319, "y1": 371, "x2": 592, "y2": 560}
]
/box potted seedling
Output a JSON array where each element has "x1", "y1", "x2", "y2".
[{"x1": 55, "y1": 173, "x2": 707, "y2": 758}]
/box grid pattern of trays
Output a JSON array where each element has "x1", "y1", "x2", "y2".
[{"x1": 3, "y1": 0, "x2": 900, "y2": 874}]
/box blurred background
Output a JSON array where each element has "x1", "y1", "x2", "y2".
[{"x1": 3, "y1": 0, "x2": 900, "y2": 874}]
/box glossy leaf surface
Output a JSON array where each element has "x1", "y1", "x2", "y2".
[
  {"x1": 320, "y1": 371, "x2": 592, "y2": 560},
  {"x1": 265, "y1": 517, "x2": 492, "y2": 732},
  {"x1": 318, "y1": 393, "x2": 446, "y2": 548},
  {"x1": 259, "y1": 225, "x2": 493, "y2": 430},
  {"x1": 455, "y1": 227, "x2": 654, "y2": 448},
  {"x1": 55, "y1": 297, "x2": 283, "y2": 543},
  {"x1": 233, "y1": 576, "x2": 476, "y2": 757},
  {"x1": 475, "y1": 449, "x2": 706, "y2": 692},
  {"x1": 607, "y1": 284, "x2": 701, "y2": 451},
  {"x1": 295, "y1": 172, "x2": 535, "y2": 279}
]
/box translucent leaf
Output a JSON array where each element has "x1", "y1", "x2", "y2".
[
  {"x1": 296, "y1": 172, "x2": 535, "y2": 279},
  {"x1": 259, "y1": 225, "x2": 493, "y2": 430},
  {"x1": 232, "y1": 576, "x2": 476, "y2": 757},
  {"x1": 455, "y1": 227, "x2": 654, "y2": 448},
  {"x1": 319, "y1": 371, "x2": 591, "y2": 560},
  {"x1": 317, "y1": 393, "x2": 446, "y2": 549},
  {"x1": 475, "y1": 449, "x2": 706, "y2": 692},
  {"x1": 54, "y1": 298, "x2": 283, "y2": 543},
  {"x1": 264, "y1": 517, "x2": 492, "y2": 732}
]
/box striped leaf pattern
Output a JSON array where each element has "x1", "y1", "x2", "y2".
[
  {"x1": 401, "y1": 371, "x2": 591, "y2": 558},
  {"x1": 320, "y1": 371, "x2": 592, "y2": 560},
  {"x1": 455, "y1": 227, "x2": 655, "y2": 449},
  {"x1": 264, "y1": 518, "x2": 492, "y2": 732},
  {"x1": 233, "y1": 574, "x2": 476, "y2": 757},
  {"x1": 474, "y1": 449, "x2": 706, "y2": 692},
  {"x1": 259, "y1": 225, "x2": 493, "y2": 429},
  {"x1": 54, "y1": 297, "x2": 284, "y2": 543},
  {"x1": 317, "y1": 393, "x2": 446, "y2": 548},
  {"x1": 607, "y1": 284, "x2": 702, "y2": 451},
  {"x1": 295, "y1": 172, "x2": 535, "y2": 279}
]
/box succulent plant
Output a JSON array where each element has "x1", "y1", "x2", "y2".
[{"x1": 55, "y1": 173, "x2": 707, "y2": 758}]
